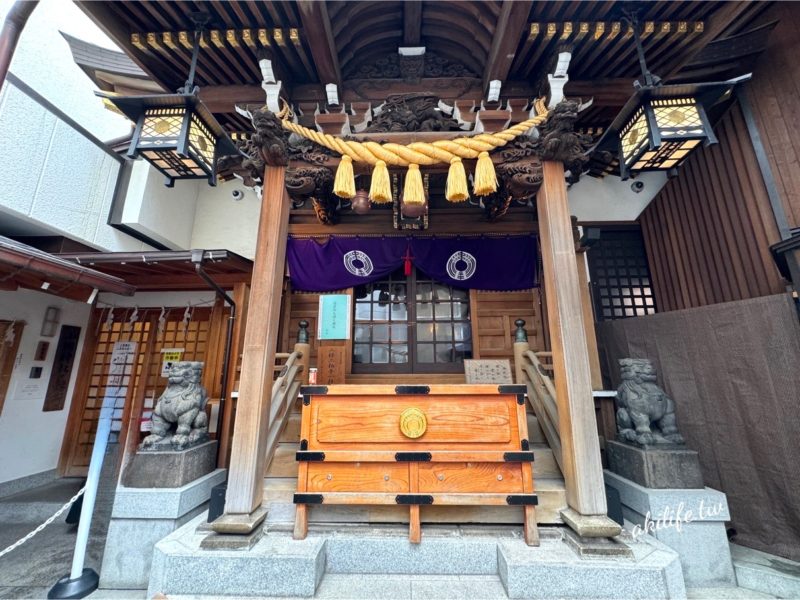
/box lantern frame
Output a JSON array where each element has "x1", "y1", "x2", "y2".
[
  {"x1": 594, "y1": 76, "x2": 751, "y2": 180},
  {"x1": 100, "y1": 92, "x2": 239, "y2": 187}
]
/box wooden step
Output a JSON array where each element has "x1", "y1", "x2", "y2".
[
  {"x1": 265, "y1": 442, "x2": 561, "y2": 480},
  {"x1": 345, "y1": 373, "x2": 466, "y2": 384},
  {"x1": 262, "y1": 477, "x2": 567, "y2": 525}
]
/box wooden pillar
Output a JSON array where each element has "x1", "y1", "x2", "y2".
[
  {"x1": 576, "y1": 249, "x2": 603, "y2": 390},
  {"x1": 217, "y1": 165, "x2": 291, "y2": 525},
  {"x1": 536, "y1": 161, "x2": 606, "y2": 517}
]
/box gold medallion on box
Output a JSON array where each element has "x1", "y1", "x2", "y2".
[{"x1": 399, "y1": 407, "x2": 427, "y2": 439}]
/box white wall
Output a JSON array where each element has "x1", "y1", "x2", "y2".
[
  {"x1": 190, "y1": 179, "x2": 261, "y2": 259},
  {"x1": 568, "y1": 171, "x2": 668, "y2": 222},
  {"x1": 0, "y1": 82, "x2": 152, "y2": 251},
  {"x1": 120, "y1": 161, "x2": 201, "y2": 250},
  {"x1": 0, "y1": 289, "x2": 91, "y2": 484},
  {"x1": 0, "y1": 0, "x2": 130, "y2": 142}
]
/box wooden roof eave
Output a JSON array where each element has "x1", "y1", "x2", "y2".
[{"x1": 0, "y1": 237, "x2": 136, "y2": 297}]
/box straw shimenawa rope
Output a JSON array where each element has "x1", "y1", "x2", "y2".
[{"x1": 276, "y1": 98, "x2": 551, "y2": 202}]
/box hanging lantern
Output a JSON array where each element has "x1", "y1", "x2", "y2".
[
  {"x1": 100, "y1": 93, "x2": 239, "y2": 187},
  {"x1": 614, "y1": 88, "x2": 717, "y2": 180},
  {"x1": 97, "y1": 19, "x2": 239, "y2": 187},
  {"x1": 591, "y1": 12, "x2": 749, "y2": 180}
]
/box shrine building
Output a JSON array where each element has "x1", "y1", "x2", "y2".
[{"x1": 0, "y1": 1, "x2": 799, "y2": 599}]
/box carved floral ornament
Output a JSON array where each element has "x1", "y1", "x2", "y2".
[{"x1": 221, "y1": 96, "x2": 591, "y2": 224}]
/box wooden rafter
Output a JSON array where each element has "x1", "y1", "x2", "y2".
[
  {"x1": 403, "y1": 0, "x2": 422, "y2": 46},
  {"x1": 662, "y1": 1, "x2": 753, "y2": 80},
  {"x1": 296, "y1": 1, "x2": 341, "y2": 86},
  {"x1": 483, "y1": 0, "x2": 533, "y2": 90}
]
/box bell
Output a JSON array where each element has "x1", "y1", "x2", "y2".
[
  {"x1": 351, "y1": 189, "x2": 371, "y2": 215},
  {"x1": 401, "y1": 196, "x2": 427, "y2": 218}
]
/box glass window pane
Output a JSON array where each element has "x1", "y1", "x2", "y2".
[
  {"x1": 372, "y1": 303, "x2": 389, "y2": 320},
  {"x1": 373, "y1": 324, "x2": 389, "y2": 342},
  {"x1": 371, "y1": 345, "x2": 389, "y2": 363},
  {"x1": 355, "y1": 303, "x2": 371, "y2": 321},
  {"x1": 435, "y1": 323, "x2": 453, "y2": 341},
  {"x1": 416, "y1": 283, "x2": 432, "y2": 302},
  {"x1": 354, "y1": 344, "x2": 369, "y2": 364},
  {"x1": 417, "y1": 344, "x2": 434, "y2": 363},
  {"x1": 451, "y1": 287, "x2": 467, "y2": 300},
  {"x1": 454, "y1": 342, "x2": 472, "y2": 360},
  {"x1": 391, "y1": 344, "x2": 408, "y2": 363},
  {"x1": 433, "y1": 284, "x2": 450, "y2": 301},
  {"x1": 391, "y1": 283, "x2": 407, "y2": 302},
  {"x1": 417, "y1": 323, "x2": 434, "y2": 341},
  {"x1": 453, "y1": 323, "x2": 471, "y2": 342},
  {"x1": 452, "y1": 303, "x2": 469, "y2": 319},
  {"x1": 435, "y1": 344, "x2": 453, "y2": 363},
  {"x1": 434, "y1": 303, "x2": 451, "y2": 320},
  {"x1": 354, "y1": 324, "x2": 369, "y2": 342},
  {"x1": 391, "y1": 302, "x2": 408, "y2": 321},
  {"x1": 417, "y1": 303, "x2": 432, "y2": 320},
  {"x1": 391, "y1": 324, "x2": 407, "y2": 342}
]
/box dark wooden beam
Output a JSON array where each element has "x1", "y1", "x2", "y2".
[
  {"x1": 662, "y1": 2, "x2": 752, "y2": 80},
  {"x1": 403, "y1": 0, "x2": 422, "y2": 46},
  {"x1": 483, "y1": 0, "x2": 533, "y2": 90},
  {"x1": 296, "y1": 0, "x2": 341, "y2": 86}
]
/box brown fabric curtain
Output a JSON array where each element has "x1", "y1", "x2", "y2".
[{"x1": 596, "y1": 294, "x2": 800, "y2": 562}]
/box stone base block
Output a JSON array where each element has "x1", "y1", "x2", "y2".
[
  {"x1": 148, "y1": 514, "x2": 325, "y2": 598},
  {"x1": 605, "y1": 470, "x2": 735, "y2": 587},
  {"x1": 149, "y1": 515, "x2": 686, "y2": 599},
  {"x1": 121, "y1": 441, "x2": 217, "y2": 488},
  {"x1": 99, "y1": 468, "x2": 226, "y2": 589},
  {"x1": 731, "y1": 543, "x2": 800, "y2": 598},
  {"x1": 499, "y1": 532, "x2": 685, "y2": 599},
  {"x1": 607, "y1": 440, "x2": 703, "y2": 489}
]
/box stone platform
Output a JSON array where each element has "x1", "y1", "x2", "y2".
[
  {"x1": 605, "y1": 470, "x2": 735, "y2": 587},
  {"x1": 148, "y1": 515, "x2": 686, "y2": 599},
  {"x1": 121, "y1": 440, "x2": 217, "y2": 488},
  {"x1": 100, "y1": 468, "x2": 226, "y2": 589},
  {"x1": 606, "y1": 440, "x2": 703, "y2": 489}
]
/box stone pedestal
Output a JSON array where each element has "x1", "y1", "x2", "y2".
[
  {"x1": 607, "y1": 440, "x2": 703, "y2": 489},
  {"x1": 99, "y1": 468, "x2": 226, "y2": 590},
  {"x1": 605, "y1": 470, "x2": 736, "y2": 587},
  {"x1": 122, "y1": 441, "x2": 217, "y2": 488}
]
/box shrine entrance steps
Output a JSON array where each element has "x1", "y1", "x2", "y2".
[
  {"x1": 148, "y1": 516, "x2": 685, "y2": 598},
  {"x1": 263, "y1": 390, "x2": 569, "y2": 528}
]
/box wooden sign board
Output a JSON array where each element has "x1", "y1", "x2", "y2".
[
  {"x1": 317, "y1": 342, "x2": 346, "y2": 385},
  {"x1": 317, "y1": 295, "x2": 351, "y2": 340}
]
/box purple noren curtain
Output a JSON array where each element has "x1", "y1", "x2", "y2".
[{"x1": 287, "y1": 235, "x2": 538, "y2": 292}]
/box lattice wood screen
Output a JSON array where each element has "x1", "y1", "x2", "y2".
[{"x1": 61, "y1": 305, "x2": 222, "y2": 477}]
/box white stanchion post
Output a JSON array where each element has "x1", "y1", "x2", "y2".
[{"x1": 48, "y1": 392, "x2": 114, "y2": 599}]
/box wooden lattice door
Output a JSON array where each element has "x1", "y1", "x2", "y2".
[{"x1": 60, "y1": 305, "x2": 221, "y2": 477}]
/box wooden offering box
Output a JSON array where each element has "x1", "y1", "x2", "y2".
[{"x1": 293, "y1": 384, "x2": 539, "y2": 544}]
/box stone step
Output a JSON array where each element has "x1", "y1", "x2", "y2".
[
  {"x1": 266, "y1": 443, "x2": 561, "y2": 480},
  {"x1": 149, "y1": 515, "x2": 685, "y2": 599},
  {"x1": 0, "y1": 478, "x2": 84, "y2": 523}
]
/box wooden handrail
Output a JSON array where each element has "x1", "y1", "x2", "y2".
[
  {"x1": 520, "y1": 349, "x2": 563, "y2": 472},
  {"x1": 264, "y1": 349, "x2": 304, "y2": 470}
]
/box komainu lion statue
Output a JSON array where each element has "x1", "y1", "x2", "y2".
[
  {"x1": 140, "y1": 361, "x2": 209, "y2": 450},
  {"x1": 615, "y1": 358, "x2": 685, "y2": 446}
]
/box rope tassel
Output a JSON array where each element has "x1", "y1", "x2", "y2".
[
  {"x1": 403, "y1": 164, "x2": 425, "y2": 205},
  {"x1": 473, "y1": 151, "x2": 497, "y2": 196},
  {"x1": 334, "y1": 155, "x2": 355, "y2": 199},
  {"x1": 446, "y1": 157, "x2": 468, "y2": 202},
  {"x1": 369, "y1": 159, "x2": 392, "y2": 203}
]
